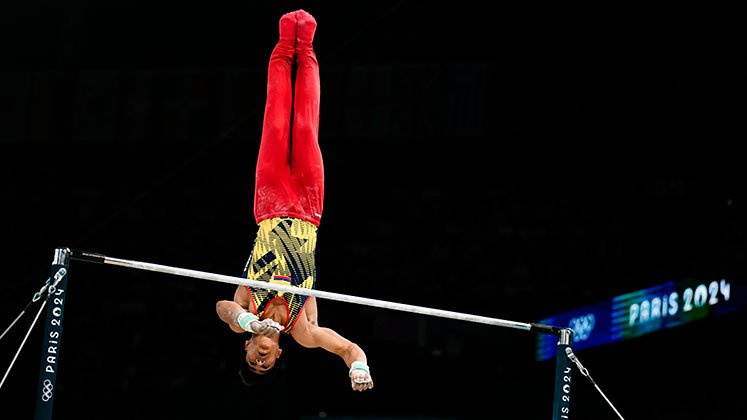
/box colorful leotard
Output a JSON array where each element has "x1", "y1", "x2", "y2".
[{"x1": 243, "y1": 217, "x2": 317, "y2": 332}]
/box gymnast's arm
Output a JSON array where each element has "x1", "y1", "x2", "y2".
[
  {"x1": 291, "y1": 314, "x2": 365, "y2": 365},
  {"x1": 216, "y1": 286, "x2": 253, "y2": 334},
  {"x1": 290, "y1": 315, "x2": 374, "y2": 391},
  {"x1": 304, "y1": 296, "x2": 318, "y2": 326}
]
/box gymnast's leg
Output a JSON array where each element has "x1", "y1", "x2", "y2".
[
  {"x1": 290, "y1": 9, "x2": 324, "y2": 226},
  {"x1": 254, "y1": 11, "x2": 297, "y2": 223}
]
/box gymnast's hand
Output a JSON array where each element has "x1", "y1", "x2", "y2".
[
  {"x1": 349, "y1": 361, "x2": 374, "y2": 391},
  {"x1": 252, "y1": 318, "x2": 285, "y2": 337},
  {"x1": 237, "y1": 312, "x2": 284, "y2": 337}
]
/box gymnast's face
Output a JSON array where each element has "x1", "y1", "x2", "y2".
[{"x1": 244, "y1": 335, "x2": 282, "y2": 374}]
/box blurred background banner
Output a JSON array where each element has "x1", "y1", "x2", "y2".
[{"x1": 537, "y1": 277, "x2": 744, "y2": 361}]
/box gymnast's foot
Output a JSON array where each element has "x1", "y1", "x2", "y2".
[
  {"x1": 279, "y1": 10, "x2": 297, "y2": 42},
  {"x1": 296, "y1": 9, "x2": 316, "y2": 45}
]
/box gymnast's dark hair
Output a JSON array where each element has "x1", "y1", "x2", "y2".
[
  {"x1": 237, "y1": 334, "x2": 284, "y2": 387},
  {"x1": 238, "y1": 359, "x2": 278, "y2": 387}
]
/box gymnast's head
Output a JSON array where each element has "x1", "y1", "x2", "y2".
[{"x1": 238, "y1": 334, "x2": 283, "y2": 386}]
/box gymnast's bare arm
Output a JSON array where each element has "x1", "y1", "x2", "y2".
[
  {"x1": 304, "y1": 296, "x2": 318, "y2": 326},
  {"x1": 290, "y1": 315, "x2": 373, "y2": 390},
  {"x1": 215, "y1": 285, "x2": 252, "y2": 334},
  {"x1": 291, "y1": 314, "x2": 365, "y2": 364}
]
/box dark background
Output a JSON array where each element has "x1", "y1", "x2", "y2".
[{"x1": 1, "y1": 1, "x2": 745, "y2": 419}]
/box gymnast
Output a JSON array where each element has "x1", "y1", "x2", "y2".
[{"x1": 215, "y1": 9, "x2": 374, "y2": 392}]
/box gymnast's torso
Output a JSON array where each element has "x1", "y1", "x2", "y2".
[{"x1": 241, "y1": 217, "x2": 317, "y2": 332}]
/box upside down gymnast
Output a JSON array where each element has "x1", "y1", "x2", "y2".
[{"x1": 215, "y1": 9, "x2": 374, "y2": 392}]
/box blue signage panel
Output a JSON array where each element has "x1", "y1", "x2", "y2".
[{"x1": 536, "y1": 278, "x2": 743, "y2": 361}]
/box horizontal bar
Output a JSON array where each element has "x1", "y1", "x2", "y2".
[{"x1": 69, "y1": 248, "x2": 536, "y2": 332}]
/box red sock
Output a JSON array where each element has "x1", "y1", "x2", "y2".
[
  {"x1": 279, "y1": 11, "x2": 297, "y2": 41},
  {"x1": 296, "y1": 9, "x2": 316, "y2": 44}
]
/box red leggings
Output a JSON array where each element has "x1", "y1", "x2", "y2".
[{"x1": 254, "y1": 39, "x2": 323, "y2": 226}]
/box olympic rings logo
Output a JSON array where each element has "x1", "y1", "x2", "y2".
[
  {"x1": 569, "y1": 313, "x2": 596, "y2": 342},
  {"x1": 41, "y1": 379, "x2": 54, "y2": 402}
]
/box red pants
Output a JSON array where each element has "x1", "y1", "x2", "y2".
[{"x1": 254, "y1": 39, "x2": 323, "y2": 226}]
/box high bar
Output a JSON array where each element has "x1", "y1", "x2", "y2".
[{"x1": 65, "y1": 248, "x2": 561, "y2": 335}]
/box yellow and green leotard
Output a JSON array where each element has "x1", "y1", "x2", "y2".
[{"x1": 242, "y1": 217, "x2": 317, "y2": 332}]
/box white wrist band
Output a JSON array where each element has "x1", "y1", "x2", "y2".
[
  {"x1": 349, "y1": 361, "x2": 369, "y2": 376},
  {"x1": 237, "y1": 311, "x2": 258, "y2": 333}
]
